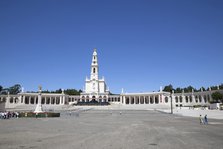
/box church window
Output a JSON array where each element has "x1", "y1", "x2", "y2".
[
  {"x1": 93, "y1": 68, "x2": 95, "y2": 73},
  {"x1": 165, "y1": 97, "x2": 168, "y2": 103}
]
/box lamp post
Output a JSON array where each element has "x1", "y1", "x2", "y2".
[{"x1": 170, "y1": 92, "x2": 173, "y2": 114}]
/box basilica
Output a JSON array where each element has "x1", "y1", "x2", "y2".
[
  {"x1": 1, "y1": 49, "x2": 223, "y2": 110},
  {"x1": 80, "y1": 49, "x2": 110, "y2": 103}
]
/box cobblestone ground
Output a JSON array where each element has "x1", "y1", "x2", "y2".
[{"x1": 0, "y1": 110, "x2": 223, "y2": 149}]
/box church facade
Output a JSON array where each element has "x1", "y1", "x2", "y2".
[
  {"x1": 80, "y1": 49, "x2": 110, "y2": 102},
  {"x1": 1, "y1": 49, "x2": 223, "y2": 110}
]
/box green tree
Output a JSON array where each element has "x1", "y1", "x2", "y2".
[
  {"x1": 184, "y1": 86, "x2": 195, "y2": 93},
  {"x1": 200, "y1": 87, "x2": 206, "y2": 91},
  {"x1": 0, "y1": 85, "x2": 2, "y2": 92},
  {"x1": 163, "y1": 84, "x2": 174, "y2": 93},
  {"x1": 64, "y1": 89, "x2": 80, "y2": 95},
  {"x1": 55, "y1": 89, "x2": 62, "y2": 93},
  {"x1": 9, "y1": 84, "x2": 21, "y2": 94},
  {"x1": 175, "y1": 87, "x2": 182, "y2": 93},
  {"x1": 211, "y1": 85, "x2": 218, "y2": 90},
  {"x1": 211, "y1": 92, "x2": 223, "y2": 103},
  {"x1": 42, "y1": 90, "x2": 50, "y2": 93}
]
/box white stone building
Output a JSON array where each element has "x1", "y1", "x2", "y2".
[
  {"x1": 0, "y1": 49, "x2": 223, "y2": 110},
  {"x1": 80, "y1": 49, "x2": 110, "y2": 102}
]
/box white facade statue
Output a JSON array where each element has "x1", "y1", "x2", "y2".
[{"x1": 34, "y1": 85, "x2": 44, "y2": 113}]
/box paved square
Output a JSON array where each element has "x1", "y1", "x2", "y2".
[{"x1": 0, "y1": 110, "x2": 223, "y2": 149}]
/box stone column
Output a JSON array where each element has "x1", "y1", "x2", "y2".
[
  {"x1": 34, "y1": 96, "x2": 36, "y2": 104},
  {"x1": 48, "y1": 97, "x2": 51, "y2": 105},
  {"x1": 45, "y1": 97, "x2": 47, "y2": 105},
  {"x1": 29, "y1": 96, "x2": 31, "y2": 105},
  {"x1": 19, "y1": 95, "x2": 22, "y2": 104},
  {"x1": 139, "y1": 96, "x2": 141, "y2": 105},
  {"x1": 201, "y1": 95, "x2": 205, "y2": 105},
  {"x1": 59, "y1": 96, "x2": 62, "y2": 105},
  {"x1": 5, "y1": 94, "x2": 10, "y2": 108},
  {"x1": 192, "y1": 94, "x2": 195, "y2": 105},
  {"x1": 61, "y1": 96, "x2": 65, "y2": 105},
  {"x1": 182, "y1": 95, "x2": 185, "y2": 106}
]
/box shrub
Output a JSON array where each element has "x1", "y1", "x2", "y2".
[{"x1": 19, "y1": 112, "x2": 60, "y2": 118}]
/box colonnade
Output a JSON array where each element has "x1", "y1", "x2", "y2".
[
  {"x1": 68, "y1": 95, "x2": 120, "y2": 103},
  {"x1": 121, "y1": 94, "x2": 164, "y2": 105},
  {"x1": 172, "y1": 93, "x2": 211, "y2": 107},
  {"x1": 1, "y1": 89, "x2": 223, "y2": 108},
  {"x1": 23, "y1": 96, "x2": 65, "y2": 105},
  {"x1": 1, "y1": 93, "x2": 67, "y2": 106}
]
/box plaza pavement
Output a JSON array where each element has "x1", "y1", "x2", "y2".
[
  {"x1": 64, "y1": 104, "x2": 223, "y2": 120},
  {"x1": 1, "y1": 109, "x2": 223, "y2": 149},
  {"x1": 157, "y1": 108, "x2": 223, "y2": 120},
  {"x1": 8, "y1": 103, "x2": 223, "y2": 120}
]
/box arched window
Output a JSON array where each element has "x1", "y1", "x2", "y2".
[
  {"x1": 199, "y1": 95, "x2": 202, "y2": 103},
  {"x1": 10, "y1": 97, "x2": 13, "y2": 103},
  {"x1": 140, "y1": 96, "x2": 144, "y2": 104},
  {"x1": 189, "y1": 96, "x2": 192, "y2": 102},
  {"x1": 195, "y1": 95, "x2": 198, "y2": 103},
  {"x1": 125, "y1": 97, "x2": 129, "y2": 104},
  {"x1": 46, "y1": 97, "x2": 50, "y2": 104},
  {"x1": 186, "y1": 96, "x2": 188, "y2": 103},
  {"x1": 93, "y1": 68, "x2": 95, "y2": 73},
  {"x1": 155, "y1": 96, "x2": 159, "y2": 104},
  {"x1": 175, "y1": 97, "x2": 178, "y2": 103},
  {"x1": 204, "y1": 95, "x2": 207, "y2": 103},
  {"x1": 165, "y1": 97, "x2": 168, "y2": 103},
  {"x1": 86, "y1": 96, "x2": 89, "y2": 102},
  {"x1": 25, "y1": 96, "x2": 29, "y2": 104},
  {"x1": 150, "y1": 97, "x2": 154, "y2": 104},
  {"x1": 145, "y1": 96, "x2": 149, "y2": 104},
  {"x1": 179, "y1": 96, "x2": 183, "y2": 103},
  {"x1": 103, "y1": 96, "x2": 107, "y2": 102},
  {"x1": 31, "y1": 97, "x2": 35, "y2": 104},
  {"x1": 56, "y1": 97, "x2": 60, "y2": 104}
]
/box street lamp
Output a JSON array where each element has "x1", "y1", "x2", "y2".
[{"x1": 170, "y1": 92, "x2": 173, "y2": 114}]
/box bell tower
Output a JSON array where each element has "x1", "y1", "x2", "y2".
[
  {"x1": 90, "y1": 48, "x2": 99, "y2": 80},
  {"x1": 81, "y1": 48, "x2": 109, "y2": 100}
]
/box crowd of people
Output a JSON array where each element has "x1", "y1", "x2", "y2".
[{"x1": 0, "y1": 111, "x2": 19, "y2": 119}]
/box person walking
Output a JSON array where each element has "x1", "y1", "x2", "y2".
[
  {"x1": 199, "y1": 115, "x2": 203, "y2": 124},
  {"x1": 204, "y1": 115, "x2": 208, "y2": 124}
]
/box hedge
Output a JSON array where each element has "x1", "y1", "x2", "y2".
[{"x1": 19, "y1": 112, "x2": 60, "y2": 118}]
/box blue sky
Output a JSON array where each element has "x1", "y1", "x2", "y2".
[{"x1": 0, "y1": 0, "x2": 223, "y2": 93}]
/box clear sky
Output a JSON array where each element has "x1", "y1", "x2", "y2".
[{"x1": 0, "y1": 0, "x2": 223, "y2": 93}]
